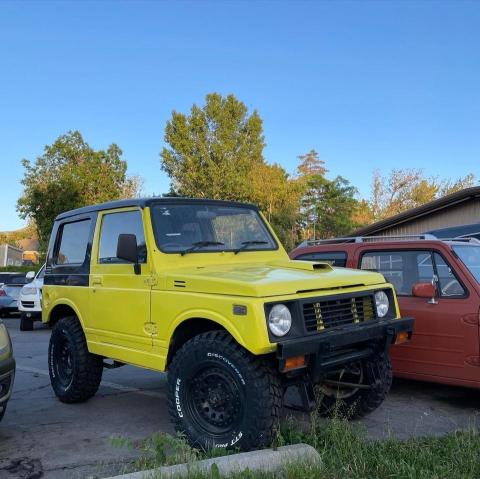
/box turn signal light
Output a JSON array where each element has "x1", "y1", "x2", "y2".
[
  {"x1": 284, "y1": 355, "x2": 306, "y2": 371},
  {"x1": 395, "y1": 331, "x2": 410, "y2": 345}
]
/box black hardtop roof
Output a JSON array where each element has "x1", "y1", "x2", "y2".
[{"x1": 55, "y1": 197, "x2": 258, "y2": 221}]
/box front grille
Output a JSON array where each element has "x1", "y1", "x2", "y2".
[
  {"x1": 303, "y1": 295, "x2": 376, "y2": 332},
  {"x1": 21, "y1": 301, "x2": 34, "y2": 308}
]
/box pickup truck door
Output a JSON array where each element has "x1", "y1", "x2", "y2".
[
  {"x1": 359, "y1": 248, "x2": 480, "y2": 385},
  {"x1": 89, "y1": 208, "x2": 154, "y2": 363}
]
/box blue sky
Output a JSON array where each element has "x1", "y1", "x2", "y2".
[{"x1": 1, "y1": 0, "x2": 479, "y2": 231}]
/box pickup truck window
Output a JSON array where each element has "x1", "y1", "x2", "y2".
[
  {"x1": 434, "y1": 253, "x2": 465, "y2": 296},
  {"x1": 361, "y1": 250, "x2": 434, "y2": 296},
  {"x1": 295, "y1": 251, "x2": 347, "y2": 267},
  {"x1": 56, "y1": 219, "x2": 91, "y2": 265},
  {"x1": 453, "y1": 245, "x2": 480, "y2": 283},
  {"x1": 98, "y1": 210, "x2": 147, "y2": 264},
  {"x1": 150, "y1": 203, "x2": 277, "y2": 253}
]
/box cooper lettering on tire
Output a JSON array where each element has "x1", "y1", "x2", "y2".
[{"x1": 167, "y1": 331, "x2": 281, "y2": 451}]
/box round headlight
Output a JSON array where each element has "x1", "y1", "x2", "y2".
[
  {"x1": 375, "y1": 291, "x2": 390, "y2": 318},
  {"x1": 268, "y1": 304, "x2": 292, "y2": 337}
]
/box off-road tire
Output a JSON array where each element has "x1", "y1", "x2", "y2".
[
  {"x1": 317, "y1": 351, "x2": 392, "y2": 419},
  {"x1": 20, "y1": 314, "x2": 34, "y2": 331},
  {"x1": 167, "y1": 331, "x2": 282, "y2": 451},
  {"x1": 48, "y1": 316, "x2": 103, "y2": 403}
]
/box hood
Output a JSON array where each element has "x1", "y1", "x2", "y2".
[{"x1": 163, "y1": 260, "x2": 386, "y2": 297}]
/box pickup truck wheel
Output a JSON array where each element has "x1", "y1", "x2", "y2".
[
  {"x1": 167, "y1": 331, "x2": 282, "y2": 451},
  {"x1": 20, "y1": 314, "x2": 34, "y2": 331},
  {"x1": 316, "y1": 351, "x2": 392, "y2": 419},
  {"x1": 48, "y1": 316, "x2": 103, "y2": 403}
]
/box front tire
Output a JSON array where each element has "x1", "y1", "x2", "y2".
[
  {"x1": 316, "y1": 351, "x2": 392, "y2": 419},
  {"x1": 20, "y1": 314, "x2": 34, "y2": 331},
  {"x1": 48, "y1": 316, "x2": 103, "y2": 403},
  {"x1": 167, "y1": 331, "x2": 282, "y2": 451}
]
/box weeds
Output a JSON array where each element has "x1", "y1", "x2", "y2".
[{"x1": 112, "y1": 411, "x2": 480, "y2": 479}]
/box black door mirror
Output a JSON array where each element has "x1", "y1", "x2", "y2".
[{"x1": 117, "y1": 234, "x2": 138, "y2": 264}]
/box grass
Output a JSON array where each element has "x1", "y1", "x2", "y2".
[{"x1": 112, "y1": 413, "x2": 480, "y2": 479}]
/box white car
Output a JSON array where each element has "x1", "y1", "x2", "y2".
[{"x1": 18, "y1": 266, "x2": 44, "y2": 331}]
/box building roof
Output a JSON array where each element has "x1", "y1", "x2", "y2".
[
  {"x1": 352, "y1": 186, "x2": 480, "y2": 236},
  {"x1": 55, "y1": 197, "x2": 259, "y2": 221}
]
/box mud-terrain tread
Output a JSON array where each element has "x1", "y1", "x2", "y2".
[
  {"x1": 318, "y1": 351, "x2": 392, "y2": 419},
  {"x1": 20, "y1": 314, "x2": 34, "y2": 331},
  {"x1": 49, "y1": 316, "x2": 103, "y2": 403},
  {"x1": 167, "y1": 330, "x2": 282, "y2": 451}
]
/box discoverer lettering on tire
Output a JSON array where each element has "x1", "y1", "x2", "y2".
[{"x1": 167, "y1": 330, "x2": 281, "y2": 451}]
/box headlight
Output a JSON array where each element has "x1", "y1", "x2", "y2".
[
  {"x1": 375, "y1": 291, "x2": 390, "y2": 318},
  {"x1": 268, "y1": 304, "x2": 292, "y2": 337},
  {"x1": 0, "y1": 323, "x2": 11, "y2": 356},
  {"x1": 21, "y1": 286, "x2": 37, "y2": 295}
]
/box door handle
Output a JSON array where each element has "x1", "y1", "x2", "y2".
[{"x1": 92, "y1": 276, "x2": 103, "y2": 286}]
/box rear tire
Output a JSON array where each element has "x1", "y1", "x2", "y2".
[
  {"x1": 48, "y1": 316, "x2": 103, "y2": 403},
  {"x1": 167, "y1": 331, "x2": 282, "y2": 451},
  {"x1": 20, "y1": 314, "x2": 34, "y2": 331},
  {"x1": 316, "y1": 351, "x2": 392, "y2": 419}
]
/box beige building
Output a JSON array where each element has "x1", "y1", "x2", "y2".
[
  {"x1": 0, "y1": 244, "x2": 23, "y2": 267},
  {"x1": 352, "y1": 187, "x2": 480, "y2": 237}
]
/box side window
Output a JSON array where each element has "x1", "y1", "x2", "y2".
[
  {"x1": 360, "y1": 251, "x2": 434, "y2": 296},
  {"x1": 98, "y1": 210, "x2": 147, "y2": 264},
  {"x1": 434, "y1": 253, "x2": 465, "y2": 297},
  {"x1": 56, "y1": 220, "x2": 91, "y2": 265},
  {"x1": 295, "y1": 252, "x2": 347, "y2": 267}
]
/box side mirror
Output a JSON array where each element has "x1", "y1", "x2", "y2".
[
  {"x1": 26, "y1": 271, "x2": 35, "y2": 280},
  {"x1": 117, "y1": 234, "x2": 138, "y2": 264},
  {"x1": 412, "y1": 282, "x2": 437, "y2": 303}
]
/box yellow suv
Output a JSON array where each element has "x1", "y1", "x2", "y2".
[{"x1": 42, "y1": 198, "x2": 413, "y2": 450}]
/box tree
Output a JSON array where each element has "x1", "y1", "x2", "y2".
[
  {"x1": 17, "y1": 131, "x2": 141, "y2": 253},
  {"x1": 300, "y1": 175, "x2": 359, "y2": 239},
  {"x1": 249, "y1": 162, "x2": 303, "y2": 249},
  {"x1": 160, "y1": 93, "x2": 304, "y2": 248},
  {"x1": 161, "y1": 93, "x2": 265, "y2": 202},
  {"x1": 297, "y1": 149, "x2": 327, "y2": 177},
  {"x1": 371, "y1": 169, "x2": 476, "y2": 220}
]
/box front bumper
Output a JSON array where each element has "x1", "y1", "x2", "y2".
[{"x1": 276, "y1": 317, "x2": 414, "y2": 373}]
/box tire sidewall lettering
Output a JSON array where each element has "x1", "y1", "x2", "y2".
[{"x1": 206, "y1": 352, "x2": 246, "y2": 385}]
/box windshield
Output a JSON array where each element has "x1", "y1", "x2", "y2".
[
  {"x1": 150, "y1": 203, "x2": 277, "y2": 254},
  {"x1": 452, "y1": 245, "x2": 480, "y2": 283}
]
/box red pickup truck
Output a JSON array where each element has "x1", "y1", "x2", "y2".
[{"x1": 290, "y1": 236, "x2": 480, "y2": 390}]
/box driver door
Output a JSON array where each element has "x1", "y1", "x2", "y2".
[
  {"x1": 360, "y1": 249, "x2": 479, "y2": 384},
  {"x1": 89, "y1": 208, "x2": 153, "y2": 365}
]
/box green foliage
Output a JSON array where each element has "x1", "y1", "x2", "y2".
[
  {"x1": 161, "y1": 93, "x2": 265, "y2": 202},
  {"x1": 296, "y1": 151, "x2": 360, "y2": 240},
  {"x1": 160, "y1": 93, "x2": 301, "y2": 248},
  {"x1": 128, "y1": 413, "x2": 480, "y2": 479},
  {"x1": 371, "y1": 169, "x2": 477, "y2": 221},
  {"x1": 17, "y1": 131, "x2": 141, "y2": 253},
  {"x1": 0, "y1": 265, "x2": 41, "y2": 273}
]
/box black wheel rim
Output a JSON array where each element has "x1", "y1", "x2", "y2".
[
  {"x1": 187, "y1": 366, "x2": 244, "y2": 436},
  {"x1": 54, "y1": 333, "x2": 74, "y2": 388}
]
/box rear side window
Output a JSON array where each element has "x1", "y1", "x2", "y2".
[
  {"x1": 360, "y1": 251, "x2": 434, "y2": 296},
  {"x1": 56, "y1": 220, "x2": 91, "y2": 265},
  {"x1": 98, "y1": 210, "x2": 147, "y2": 264},
  {"x1": 295, "y1": 251, "x2": 347, "y2": 267}
]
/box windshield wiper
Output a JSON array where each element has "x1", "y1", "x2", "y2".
[
  {"x1": 234, "y1": 241, "x2": 268, "y2": 255},
  {"x1": 180, "y1": 241, "x2": 225, "y2": 256}
]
